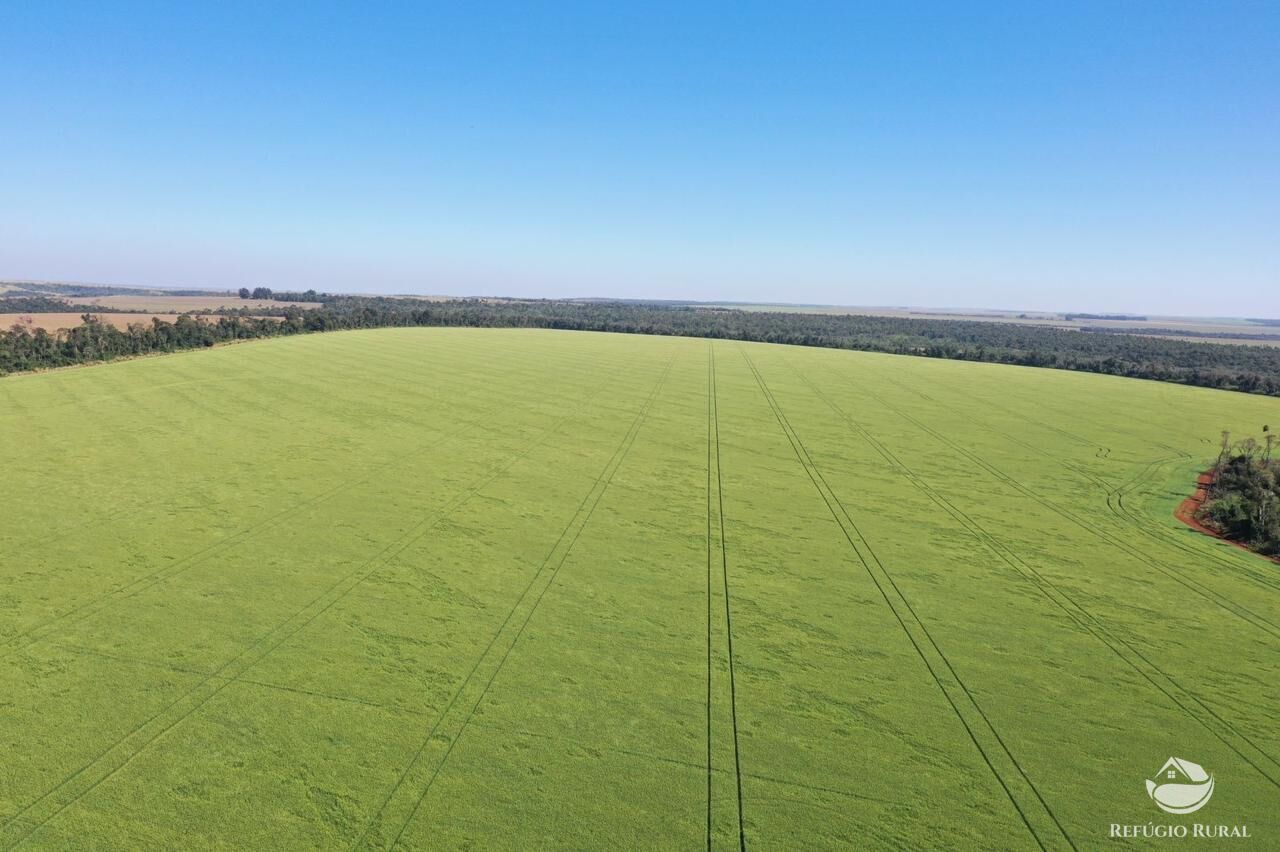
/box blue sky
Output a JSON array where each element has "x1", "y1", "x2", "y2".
[{"x1": 1, "y1": 2, "x2": 1276, "y2": 315}]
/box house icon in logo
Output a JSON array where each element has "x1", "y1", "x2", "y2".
[{"x1": 1147, "y1": 757, "x2": 1214, "y2": 814}]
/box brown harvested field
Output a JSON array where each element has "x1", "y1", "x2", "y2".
[
  {"x1": 1, "y1": 312, "x2": 225, "y2": 332},
  {"x1": 67, "y1": 294, "x2": 321, "y2": 311}
]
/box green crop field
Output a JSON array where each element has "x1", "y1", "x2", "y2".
[{"x1": 2, "y1": 328, "x2": 1278, "y2": 849}]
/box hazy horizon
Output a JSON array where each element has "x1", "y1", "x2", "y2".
[
  {"x1": 2, "y1": 3, "x2": 1277, "y2": 316},
  {"x1": 12, "y1": 275, "x2": 1279, "y2": 322}
]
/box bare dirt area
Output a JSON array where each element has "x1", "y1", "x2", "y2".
[
  {"x1": 67, "y1": 294, "x2": 320, "y2": 311},
  {"x1": 1174, "y1": 471, "x2": 1280, "y2": 562},
  {"x1": 1, "y1": 312, "x2": 223, "y2": 331}
]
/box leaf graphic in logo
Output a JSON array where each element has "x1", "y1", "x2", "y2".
[{"x1": 1147, "y1": 757, "x2": 1214, "y2": 814}]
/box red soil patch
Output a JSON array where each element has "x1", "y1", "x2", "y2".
[{"x1": 1174, "y1": 470, "x2": 1280, "y2": 563}]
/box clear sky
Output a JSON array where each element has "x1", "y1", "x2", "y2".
[{"x1": 1, "y1": 2, "x2": 1276, "y2": 315}]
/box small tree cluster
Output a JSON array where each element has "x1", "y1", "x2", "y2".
[{"x1": 1201, "y1": 428, "x2": 1280, "y2": 556}]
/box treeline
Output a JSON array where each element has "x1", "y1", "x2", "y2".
[
  {"x1": 1065, "y1": 312, "x2": 1148, "y2": 321},
  {"x1": 0, "y1": 296, "x2": 88, "y2": 312},
  {"x1": 0, "y1": 314, "x2": 288, "y2": 372},
  {"x1": 4, "y1": 297, "x2": 1280, "y2": 396},
  {"x1": 1199, "y1": 432, "x2": 1280, "y2": 556},
  {"x1": 1078, "y1": 326, "x2": 1280, "y2": 343},
  {"x1": 237, "y1": 287, "x2": 334, "y2": 302}
]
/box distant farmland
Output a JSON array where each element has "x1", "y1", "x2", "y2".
[
  {"x1": 1, "y1": 328, "x2": 1278, "y2": 848},
  {"x1": 0, "y1": 313, "x2": 224, "y2": 332},
  {"x1": 67, "y1": 294, "x2": 321, "y2": 311}
]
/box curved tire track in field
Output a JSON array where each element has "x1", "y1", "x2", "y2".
[
  {"x1": 1020, "y1": 429, "x2": 1280, "y2": 597},
  {"x1": 0, "y1": 368, "x2": 628, "y2": 850},
  {"x1": 864, "y1": 385, "x2": 1280, "y2": 642},
  {"x1": 1108, "y1": 457, "x2": 1280, "y2": 591},
  {"x1": 739, "y1": 348, "x2": 1073, "y2": 852},
  {"x1": 351, "y1": 354, "x2": 676, "y2": 851},
  {"x1": 780, "y1": 357, "x2": 1280, "y2": 789},
  {"x1": 893, "y1": 373, "x2": 1280, "y2": 594}
]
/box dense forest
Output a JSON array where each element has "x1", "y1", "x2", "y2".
[
  {"x1": 3, "y1": 294, "x2": 1280, "y2": 396},
  {"x1": 1078, "y1": 326, "x2": 1280, "y2": 343},
  {"x1": 236, "y1": 286, "x2": 333, "y2": 302},
  {"x1": 1199, "y1": 432, "x2": 1280, "y2": 556},
  {"x1": 0, "y1": 295, "x2": 97, "y2": 312}
]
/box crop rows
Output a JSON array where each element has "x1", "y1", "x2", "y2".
[{"x1": 2, "y1": 328, "x2": 1278, "y2": 848}]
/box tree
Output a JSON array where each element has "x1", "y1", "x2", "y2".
[
  {"x1": 251, "y1": 287, "x2": 273, "y2": 300},
  {"x1": 238, "y1": 288, "x2": 251, "y2": 299},
  {"x1": 1200, "y1": 429, "x2": 1280, "y2": 556}
]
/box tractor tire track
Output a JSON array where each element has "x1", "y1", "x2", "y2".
[
  {"x1": 780, "y1": 357, "x2": 1280, "y2": 788},
  {"x1": 707, "y1": 344, "x2": 747, "y2": 851},
  {"x1": 739, "y1": 348, "x2": 1073, "y2": 852},
  {"x1": 1109, "y1": 457, "x2": 1280, "y2": 592},
  {"x1": 350, "y1": 354, "x2": 676, "y2": 851},
  {"x1": 0, "y1": 368, "x2": 626, "y2": 850},
  {"x1": 893, "y1": 373, "x2": 1280, "y2": 593},
  {"x1": 706, "y1": 346, "x2": 715, "y2": 850},
  {"x1": 0, "y1": 376, "x2": 581, "y2": 662},
  {"x1": 0, "y1": 338, "x2": 584, "y2": 561},
  {"x1": 860, "y1": 384, "x2": 1280, "y2": 642},
  {"x1": 902, "y1": 390, "x2": 1280, "y2": 590}
]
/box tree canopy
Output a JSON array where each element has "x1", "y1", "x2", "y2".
[
  {"x1": 3, "y1": 296, "x2": 1280, "y2": 397},
  {"x1": 1200, "y1": 432, "x2": 1280, "y2": 556}
]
